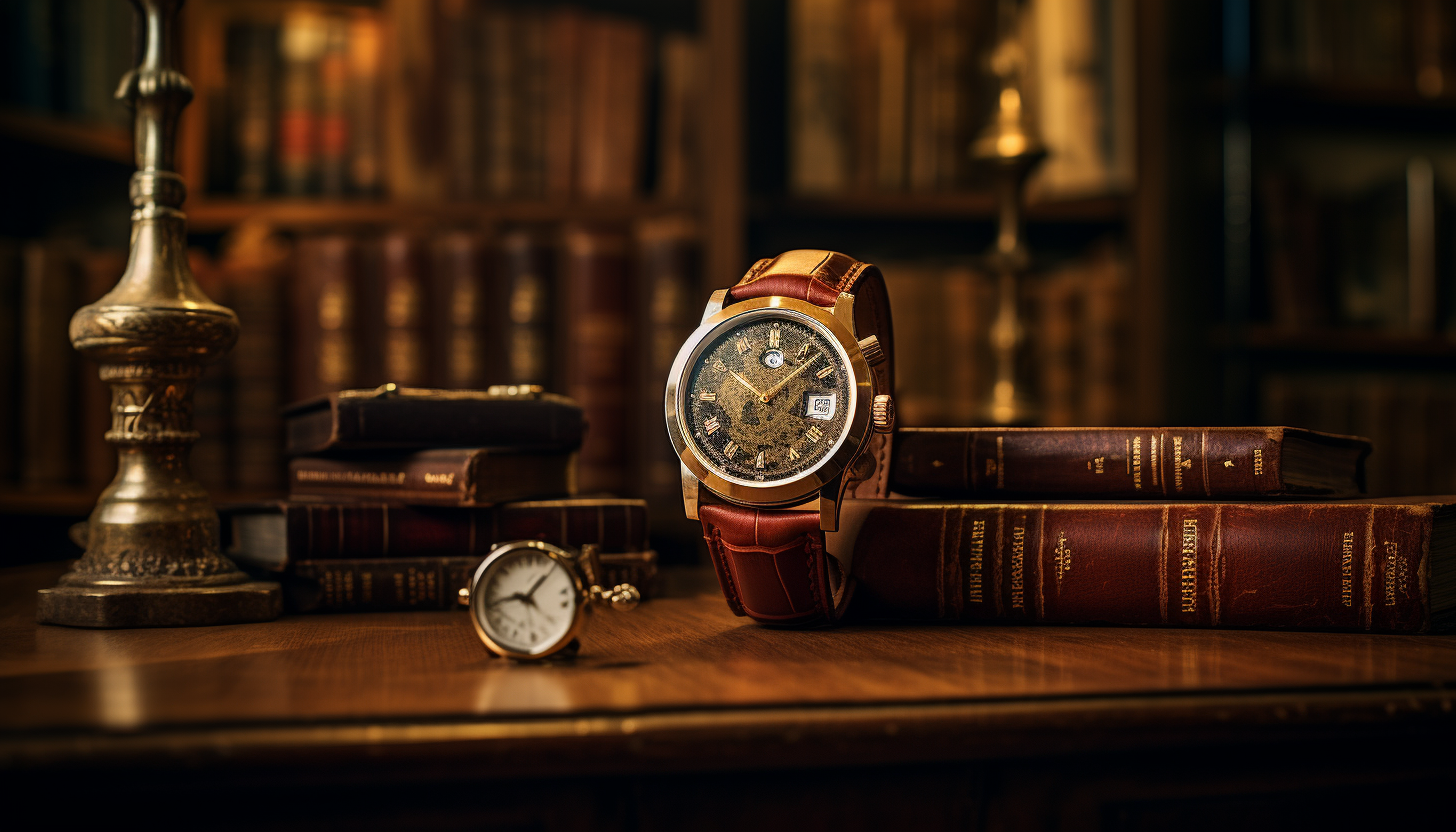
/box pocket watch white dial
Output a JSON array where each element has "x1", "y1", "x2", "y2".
[
  {"x1": 469, "y1": 542, "x2": 585, "y2": 659},
  {"x1": 682, "y1": 312, "x2": 853, "y2": 485}
]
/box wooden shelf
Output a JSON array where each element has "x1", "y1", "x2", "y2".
[
  {"x1": 1236, "y1": 325, "x2": 1456, "y2": 360},
  {"x1": 1244, "y1": 82, "x2": 1456, "y2": 131},
  {"x1": 0, "y1": 108, "x2": 132, "y2": 164},
  {"x1": 185, "y1": 197, "x2": 696, "y2": 232},
  {"x1": 751, "y1": 192, "x2": 1130, "y2": 223},
  {"x1": 0, "y1": 488, "x2": 284, "y2": 517}
]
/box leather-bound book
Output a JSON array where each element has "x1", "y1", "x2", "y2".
[
  {"x1": 19, "y1": 240, "x2": 80, "y2": 487},
  {"x1": 223, "y1": 497, "x2": 650, "y2": 569},
  {"x1": 346, "y1": 12, "x2": 382, "y2": 195},
  {"x1": 439, "y1": 0, "x2": 478, "y2": 200},
  {"x1": 891, "y1": 427, "x2": 1372, "y2": 499},
  {"x1": 372, "y1": 231, "x2": 431, "y2": 387},
  {"x1": 575, "y1": 16, "x2": 648, "y2": 198},
  {"x1": 496, "y1": 227, "x2": 555, "y2": 386},
  {"x1": 223, "y1": 227, "x2": 290, "y2": 492},
  {"x1": 543, "y1": 7, "x2": 583, "y2": 197},
  {"x1": 277, "y1": 10, "x2": 326, "y2": 195},
  {"x1": 841, "y1": 497, "x2": 1456, "y2": 633},
  {"x1": 289, "y1": 447, "x2": 576, "y2": 506},
  {"x1": 284, "y1": 386, "x2": 584, "y2": 456},
  {"x1": 431, "y1": 230, "x2": 491, "y2": 389},
  {"x1": 562, "y1": 226, "x2": 635, "y2": 494},
  {"x1": 290, "y1": 234, "x2": 360, "y2": 402},
  {"x1": 227, "y1": 20, "x2": 276, "y2": 197},
  {"x1": 635, "y1": 216, "x2": 703, "y2": 560},
  {"x1": 316, "y1": 15, "x2": 351, "y2": 197},
  {"x1": 655, "y1": 33, "x2": 703, "y2": 202},
  {"x1": 282, "y1": 550, "x2": 657, "y2": 613}
]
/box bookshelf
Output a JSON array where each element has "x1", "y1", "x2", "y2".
[{"x1": 2, "y1": 0, "x2": 1175, "y2": 563}]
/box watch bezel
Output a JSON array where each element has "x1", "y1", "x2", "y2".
[
  {"x1": 664, "y1": 295, "x2": 873, "y2": 509},
  {"x1": 469, "y1": 540, "x2": 588, "y2": 660}
]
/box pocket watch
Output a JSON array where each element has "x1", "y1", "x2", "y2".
[
  {"x1": 663, "y1": 250, "x2": 896, "y2": 627},
  {"x1": 464, "y1": 541, "x2": 639, "y2": 660}
]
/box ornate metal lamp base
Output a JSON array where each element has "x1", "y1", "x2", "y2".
[{"x1": 37, "y1": 582, "x2": 281, "y2": 629}]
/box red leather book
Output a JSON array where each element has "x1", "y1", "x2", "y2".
[
  {"x1": 288, "y1": 447, "x2": 576, "y2": 506},
  {"x1": 223, "y1": 497, "x2": 650, "y2": 569},
  {"x1": 891, "y1": 427, "x2": 1371, "y2": 499},
  {"x1": 283, "y1": 386, "x2": 584, "y2": 456},
  {"x1": 284, "y1": 550, "x2": 658, "y2": 613},
  {"x1": 563, "y1": 225, "x2": 634, "y2": 494},
  {"x1": 842, "y1": 497, "x2": 1455, "y2": 633}
]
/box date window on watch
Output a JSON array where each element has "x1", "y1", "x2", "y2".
[{"x1": 804, "y1": 393, "x2": 836, "y2": 420}]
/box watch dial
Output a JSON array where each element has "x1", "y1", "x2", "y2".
[
  {"x1": 474, "y1": 548, "x2": 578, "y2": 655},
  {"x1": 683, "y1": 313, "x2": 852, "y2": 483}
]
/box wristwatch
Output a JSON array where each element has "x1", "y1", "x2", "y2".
[{"x1": 664, "y1": 250, "x2": 895, "y2": 626}]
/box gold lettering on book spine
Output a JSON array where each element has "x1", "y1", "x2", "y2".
[
  {"x1": 1172, "y1": 436, "x2": 1185, "y2": 491},
  {"x1": 1253, "y1": 447, "x2": 1264, "y2": 476},
  {"x1": 1053, "y1": 532, "x2": 1072, "y2": 587},
  {"x1": 1180, "y1": 518, "x2": 1198, "y2": 613},
  {"x1": 1383, "y1": 540, "x2": 1408, "y2": 606},
  {"x1": 1341, "y1": 532, "x2": 1355, "y2": 607},
  {"x1": 1131, "y1": 436, "x2": 1143, "y2": 490},
  {"x1": 968, "y1": 519, "x2": 985, "y2": 603},
  {"x1": 1010, "y1": 521, "x2": 1025, "y2": 609}
]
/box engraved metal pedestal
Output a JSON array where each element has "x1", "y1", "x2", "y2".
[
  {"x1": 971, "y1": 10, "x2": 1046, "y2": 427},
  {"x1": 37, "y1": 0, "x2": 280, "y2": 627}
]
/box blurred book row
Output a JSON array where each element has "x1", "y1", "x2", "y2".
[
  {"x1": 1258, "y1": 0, "x2": 1456, "y2": 97},
  {"x1": 788, "y1": 0, "x2": 1135, "y2": 199},
  {"x1": 199, "y1": 1, "x2": 701, "y2": 201},
  {"x1": 1258, "y1": 159, "x2": 1456, "y2": 336},
  {"x1": 882, "y1": 243, "x2": 1134, "y2": 429},
  {"x1": 0, "y1": 0, "x2": 134, "y2": 128}
]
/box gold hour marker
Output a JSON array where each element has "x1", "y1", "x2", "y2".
[
  {"x1": 769, "y1": 326, "x2": 781, "y2": 348},
  {"x1": 788, "y1": 447, "x2": 801, "y2": 461},
  {"x1": 755, "y1": 451, "x2": 766, "y2": 469},
  {"x1": 713, "y1": 359, "x2": 727, "y2": 372},
  {"x1": 815, "y1": 365, "x2": 833, "y2": 379},
  {"x1": 724, "y1": 440, "x2": 739, "y2": 458},
  {"x1": 735, "y1": 335, "x2": 750, "y2": 354},
  {"x1": 699, "y1": 391, "x2": 716, "y2": 401},
  {"x1": 796, "y1": 343, "x2": 809, "y2": 360},
  {"x1": 704, "y1": 417, "x2": 721, "y2": 435},
  {"x1": 805, "y1": 425, "x2": 824, "y2": 443}
]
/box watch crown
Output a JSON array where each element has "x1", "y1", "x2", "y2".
[
  {"x1": 858, "y1": 334, "x2": 885, "y2": 366},
  {"x1": 871, "y1": 394, "x2": 895, "y2": 433}
]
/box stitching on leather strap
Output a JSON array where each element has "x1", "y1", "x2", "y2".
[
  {"x1": 837, "y1": 261, "x2": 867, "y2": 294},
  {"x1": 743, "y1": 258, "x2": 772, "y2": 283},
  {"x1": 705, "y1": 529, "x2": 745, "y2": 614}
]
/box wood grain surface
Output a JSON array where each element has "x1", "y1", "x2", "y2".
[{"x1": 4, "y1": 560, "x2": 1456, "y2": 772}]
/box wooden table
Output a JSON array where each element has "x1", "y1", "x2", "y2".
[{"x1": 4, "y1": 561, "x2": 1455, "y2": 830}]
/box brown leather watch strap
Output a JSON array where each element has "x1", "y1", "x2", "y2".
[
  {"x1": 698, "y1": 250, "x2": 892, "y2": 627},
  {"x1": 699, "y1": 504, "x2": 852, "y2": 627}
]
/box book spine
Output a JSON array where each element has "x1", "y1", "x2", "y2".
[
  {"x1": 316, "y1": 15, "x2": 350, "y2": 197},
  {"x1": 290, "y1": 235, "x2": 360, "y2": 402},
  {"x1": 376, "y1": 232, "x2": 431, "y2": 387},
  {"x1": 430, "y1": 230, "x2": 491, "y2": 389},
  {"x1": 277, "y1": 10, "x2": 325, "y2": 196},
  {"x1": 655, "y1": 34, "x2": 702, "y2": 202},
  {"x1": 289, "y1": 455, "x2": 471, "y2": 503},
  {"x1": 515, "y1": 10, "x2": 549, "y2": 199},
  {"x1": 287, "y1": 551, "x2": 657, "y2": 613},
  {"x1": 563, "y1": 226, "x2": 635, "y2": 494},
  {"x1": 439, "y1": 0, "x2": 478, "y2": 200},
  {"x1": 847, "y1": 501, "x2": 1435, "y2": 632},
  {"x1": 346, "y1": 13, "x2": 382, "y2": 195},
  {"x1": 480, "y1": 7, "x2": 517, "y2": 198},
  {"x1": 224, "y1": 232, "x2": 288, "y2": 492},
  {"x1": 497, "y1": 228, "x2": 554, "y2": 387},
  {"x1": 20, "y1": 241, "x2": 79, "y2": 487},
  {"x1": 230, "y1": 21, "x2": 276, "y2": 197},
  {"x1": 543, "y1": 8, "x2": 582, "y2": 198},
  {"x1": 892, "y1": 428, "x2": 1297, "y2": 499},
  {"x1": 790, "y1": 0, "x2": 852, "y2": 194},
  {"x1": 281, "y1": 500, "x2": 650, "y2": 559}
]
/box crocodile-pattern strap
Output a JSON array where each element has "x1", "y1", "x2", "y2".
[{"x1": 699, "y1": 250, "x2": 892, "y2": 626}]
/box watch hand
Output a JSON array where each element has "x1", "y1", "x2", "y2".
[
  {"x1": 760, "y1": 353, "x2": 820, "y2": 403},
  {"x1": 524, "y1": 570, "x2": 551, "y2": 600},
  {"x1": 729, "y1": 370, "x2": 764, "y2": 399},
  {"x1": 488, "y1": 592, "x2": 527, "y2": 608}
]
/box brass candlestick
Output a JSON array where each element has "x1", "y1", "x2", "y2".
[
  {"x1": 971, "y1": 7, "x2": 1045, "y2": 427},
  {"x1": 37, "y1": 0, "x2": 280, "y2": 627}
]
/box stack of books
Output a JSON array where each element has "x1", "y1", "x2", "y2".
[{"x1": 223, "y1": 385, "x2": 656, "y2": 613}]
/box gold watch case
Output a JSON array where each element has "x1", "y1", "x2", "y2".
[
  {"x1": 664, "y1": 294, "x2": 875, "y2": 513},
  {"x1": 468, "y1": 540, "x2": 589, "y2": 661}
]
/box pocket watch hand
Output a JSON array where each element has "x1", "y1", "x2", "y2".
[
  {"x1": 488, "y1": 592, "x2": 527, "y2": 608},
  {"x1": 729, "y1": 370, "x2": 765, "y2": 399},
  {"x1": 523, "y1": 570, "x2": 552, "y2": 601},
  {"x1": 760, "y1": 353, "x2": 819, "y2": 403}
]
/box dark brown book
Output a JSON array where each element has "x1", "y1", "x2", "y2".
[
  {"x1": 479, "y1": 6, "x2": 517, "y2": 198},
  {"x1": 563, "y1": 225, "x2": 635, "y2": 494},
  {"x1": 439, "y1": 0, "x2": 477, "y2": 200},
  {"x1": 891, "y1": 427, "x2": 1372, "y2": 499},
  {"x1": 283, "y1": 550, "x2": 657, "y2": 613},
  {"x1": 227, "y1": 20, "x2": 276, "y2": 197},
  {"x1": 277, "y1": 10, "x2": 325, "y2": 195},
  {"x1": 222, "y1": 227, "x2": 289, "y2": 492},
  {"x1": 223, "y1": 497, "x2": 650, "y2": 569},
  {"x1": 289, "y1": 447, "x2": 576, "y2": 506},
  {"x1": 496, "y1": 227, "x2": 555, "y2": 386},
  {"x1": 316, "y1": 15, "x2": 350, "y2": 197},
  {"x1": 543, "y1": 7, "x2": 583, "y2": 197},
  {"x1": 283, "y1": 386, "x2": 584, "y2": 456},
  {"x1": 430, "y1": 230, "x2": 491, "y2": 389},
  {"x1": 844, "y1": 497, "x2": 1456, "y2": 633},
  {"x1": 19, "y1": 240, "x2": 80, "y2": 487},
  {"x1": 655, "y1": 33, "x2": 702, "y2": 202},
  {"x1": 372, "y1": 231, "x2": 431, "y2": 387},
  {"x1": 290, "y1": 234, "x2": 360, "y2": 402},
  {"x1": 575, "y1": 16, "x2": 647, "y2": 198}
]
